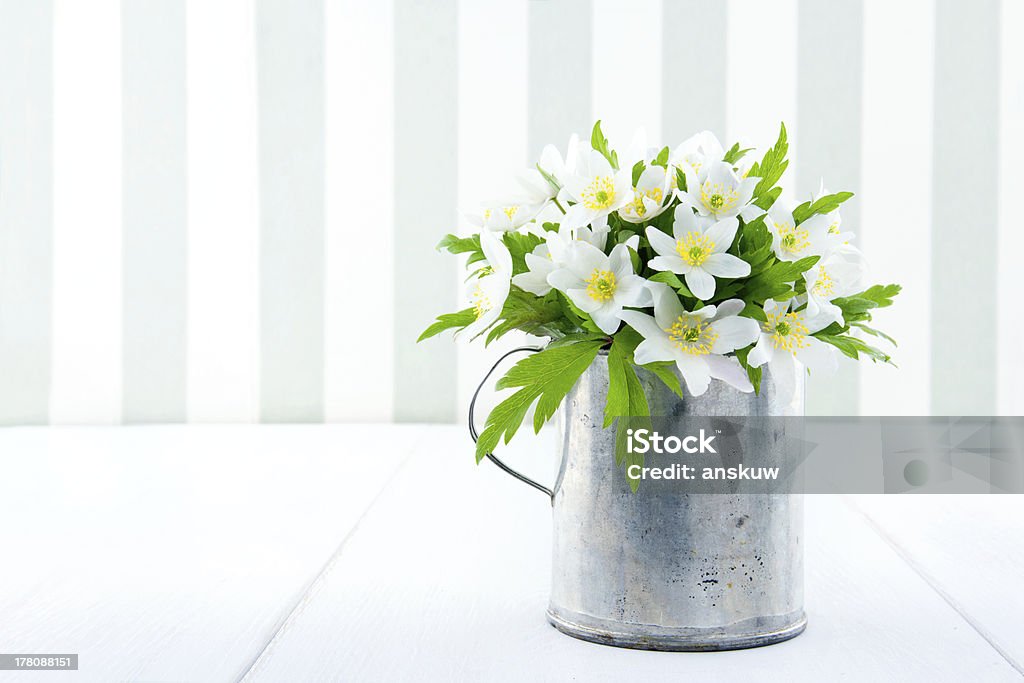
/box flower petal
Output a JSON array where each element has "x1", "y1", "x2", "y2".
[
  {"x1": 702, "y1": 252, "x2": 751, "y2": 278},
  {"x1": 684, "y1": 267, "x2": 716, "y2": 300},
  {"x1": 645, "y1": 226, "x2": 678, "y2": 256},
  {"x1": 676, "y1": 355, "x2": 712, "y2": 396},
  {"x1": 710, "y1": 316, "x2": 760, "y2": 354},
  {"x1": 747, "y1": 333, "x2": 775, "y2": 368},
  {"x1": 704, "y1": 217, "x2": 739, "y2": 252},
  {"x1": 705, "y1": 354, "x2": 754, "y2": 393}
]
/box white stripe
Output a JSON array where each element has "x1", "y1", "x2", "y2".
[
  {"x1": 186, "y1": 0, "x2": 260, "y2": 422},
  {"x1": 997, "y1": 0, "x2": 1024, "y2": 416},
  {"x1": 50, "y1": 0, "x2": 122, "y2": 424},
  {"x1": 455, "y1": 0, "x2": 529, "y2": 420},
  {"x1": 324, "y1": 0, "x2": 395, "y2": 422},
  {"x1": 592, "y1": 0, "x2": 663, "y2": 144},
  {"x1": 859, "y1": 0, "x2": 933, "y2": 416},
  {"x1": 726, "y1": 0, "x2": 798, "y2": 184}
]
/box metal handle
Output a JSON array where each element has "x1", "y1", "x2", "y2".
[{"x1": 468, "y1": 345, "x2": 554, "y2": 499}]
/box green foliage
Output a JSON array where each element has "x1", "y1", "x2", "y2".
[
  {"x1": 590, "y1": 120, "x2": 619, "y2": 169},
  {"x1": 418, "y1": 308, "x2": 477, "y2": 342},
  {"x1": 734, "y1": 345, "x2": 763, "y2": 395},
  {"x1": 474, "y1": 340, "x2": 605, "y2": 462},
  {"x1": 484, "y1": 288, "x2": 563, "y2": 345},
  {"x1": 747, "y1": 123, "x2": 788, "y2": 205},
  {"x1": 501, "y1": 232, "x2": 544, "y2": 274},
  {"x1": 603, "y1": 329, "x2": 651, "y2": 493},
  {"x1": 648, "y1": 270, "x2": 695, "y2": 298},
  {"x1": 436, "y1": 234, "x2": 484, "y2": 265},
  {"x1": 723, "y1": 142, "x2": 754, "y2": 165},
  {"x1": 742, "y1": 256, "x2": 819, "y2": 303},
  {"x1": 815, "y1": 334, "x2": 893, "y2": 364},
  {"x1": 652, "y1": 146, "x2": 670, "y2": 168},
  {"x1": 792, "y1": 192, "x2": 854, "y2": 224}
]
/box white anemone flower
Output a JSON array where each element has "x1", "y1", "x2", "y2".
[
  {"x1": 669, "y1": 130, "x2": 725, "y2": 184},
  {"x1": 512, "y1": 243, "x2": 557, "y2": 296},
  {"x1": 536, "y1": 133, "x2": 579, "y2": 188},
  {"x1": 676, "y1": 160, "x2": 763, "y2": 222},
  {"x1": 462, "y1": 231, "x2": 512, "y2": 339},
  {"x1": 619, "y1": 282, "x2": 760, "y2": 396},
  {"x1": 763, "y1": 202, "x2": 842, "y2": 262},
  {"x1": 547, "y1": 241, "x2": 650, "y2": 334},
  {"x1": 619, "y1": 164, "x2": 673, "y2": 223},
  {"x1": 467, "y1": 202, "x2": 543, "y2": 233},
  {"x1": 801, "y1": 251, "x2": 863, "y2": 326},
  {"x1": 560, "y1": 148, "x2": 633, "y2": 229},
  {"x1": 747, "y1": 298, "x2": 837, "y2": 398},
  {"x1": 646, "y1": 205, "x2": 751, "y2": 300}
]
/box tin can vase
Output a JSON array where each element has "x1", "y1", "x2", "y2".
[
  {"x1": 471, "y1": 348, "x2": 806, "y2": 652},
  {"x1": 545, "y1": 353, "x2": 805, "y2": 651}
]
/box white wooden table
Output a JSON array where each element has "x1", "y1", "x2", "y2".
[{"x1": 1, "y1": 425, "x2": 1022, "y2": 682}]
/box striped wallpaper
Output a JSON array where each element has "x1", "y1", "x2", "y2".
[{"x1": 0, "y1": 0, "x2": 1020, "y2": 425}]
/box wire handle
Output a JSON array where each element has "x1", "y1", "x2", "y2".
[{"x1": 468, "y1": 345, "x2": 553, "y2": 499}]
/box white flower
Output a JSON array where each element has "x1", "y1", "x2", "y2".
[
  {"x1": 669, "y1": 130, "x2": 725, "y2": 184},
  {"x1": 537, "y1": 133, "x2": 579, "y2": 188},
  {"x1": 547, "y1": 241, "x2": 650, "y2": 334},
  {"x1": 747, "y1": 299, "x2": 837, "y2": 393},
  {"x1": 763, "y1": 202, "x2": 841, "y2": 262},
  {"x1": 619, "y1": 282, "x2": 760, "y2": 396},
  {"x1": 560, "y1": 148, "x2": 633, "y2": 229},
  {"x1": 467, "y1": 202, "x2": 543, "y2": 233},
  {"x1": 512, "y1": 242, "x2": 558, "y2": 296},
  {"x1": 618, "y1": 164, "x2": 672, "y2": 223},
  {"x1": 802, "y1": 252, "x2": 863, "y2": 326},
  {"x1": 676, "y1": 160, "x2": 764, "y2": 222},
  {"x1": 462, "y1": 231, "x2": 512, "y2": 339},
  {"x1": 646, "y1": 205, "x2": 751, "y2": 300},
  {"x1": 560, "y1": 215, "x2": 610, "y2": 251}
]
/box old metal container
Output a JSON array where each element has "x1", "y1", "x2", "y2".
[{"x1": 472, "y1": 349, "x2": 805, "y2": 652}]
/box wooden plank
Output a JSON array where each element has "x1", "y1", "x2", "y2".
[
  {"x1": 848, "y1": 494, "x2": 1024, "y2": 674},
  {"x1": 245, "y1": 428, "x2": 1019, "y2": 681},
  {"x1": 0, "y1": 424, "x2": 424, "y2": 682}
]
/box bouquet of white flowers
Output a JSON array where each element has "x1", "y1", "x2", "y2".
[{"x1": 421, "y1": 122, "x2": 899, "y2": 466}]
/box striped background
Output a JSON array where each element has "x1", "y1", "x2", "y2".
[{"x1": 0, "y1": 0, "x2": 1020, "y2": 425}]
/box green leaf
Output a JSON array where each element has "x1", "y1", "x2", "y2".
[
  {"x1": 475, "y1": 341, "x2": 604, "y2": 462},
  {"x1": 851, "y1": 322, "x2": 897, "y2": 346},
  {"x1": 642, "y1": 361, "x2": 684, "y2": 398},
  {"x1": 740, "y1": 301, "x2": 767, "y2": 322},
  {"x1": 602, "y1": 331, "x2": 651, "y2": 493},
  {"x1": 418, "y1": 308, "x2": 477, "y2": 342},
  {"x1": 753, "y1": 186, "x2": 782, "y2": 211},
  {"x1": 648, "y1": 270, "x2": 695, "y2": 298},
  {"x1": 675, "y1": 167, "x2": 688, "y2": 192},
  {"x1": 652, "y1": 146, "x2": 670, "y2": 168},
  {"x1": 853, "y1": 283, "x2": 901, "y2": 308},
  {"x1": 484, "y1": 288, "x2": 562, "y2": 345},
  {"x1": 436, "y1": 233, "x2": 480, "y2": 255},
  {"x1": 743, "y1": 256, "x2": 819, "y2": 303},
  {"x1": 501, "y1": 232, "x2": 544, "y2": 274},
  {"x1": 815, "y1": 333, "x2": 894, "y2": 365},
  {"x1": 734, "y1": 345, "x2": 763, "y2": 395},
  {"x1": 747, "y1": 123, "x2": 788, "y2": 203},
  {"x1": 535, "y1": 162, "x2": 561, "y2": 191},
  {"x1": 791, "y1": 191, "x2": 854, "y2": 224},
  {"x1": 546, "y1": 332, "x2": 609, "y2": 349},
  {"x1": 723, "y1": 142, "x2": 754, "y2": 165},
  {"x1": 590, "y1": 120, "x2": 619, "y2": 169},
  {"x1": 631, "y1": 160, "x2": 645, "y2": 186}
]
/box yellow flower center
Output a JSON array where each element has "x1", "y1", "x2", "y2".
[
  {"x1": 585, "y1": 269, "x2": 617, "y2": 302},
  {"x1": 699, "y1": 181, "x2": 739, "y2": 214},
  {"x1": 471, "y1": 284, "x2": 492, "y2": 319},
  {"x1": 626, "y1": 186, "x2": 664, "y2": 217},
  {"x1": 581, "y1": 176, "x2": 617, "y2": 210},
  {"x1": 483, "y1": 206, "x2": 519, "y2": 223},
  {"x1": 675, "y1": 231, "x2": 715, "y2": 267},
  {"x1": 763, "y1": 311, "x2": 810, "y2": 354},
  {"x1": 827, "y1": 220, "x2": 840, "y2": 235},
  {"x1": 775, "y1": 221, "x2": 810, "y2": 255},
  {"x1": 666, "y1": 316, "x2": 718, "y2": 355},
  {"x1": 812, "y1": 267, "x2": 834, "y2": 296}
]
